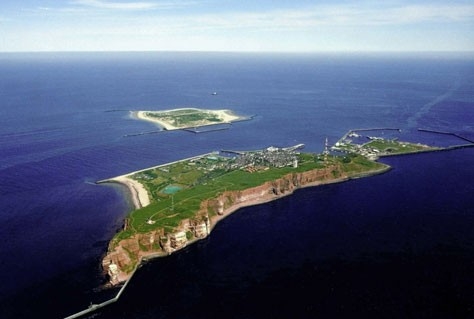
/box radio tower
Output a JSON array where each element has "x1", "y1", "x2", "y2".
[{"x1": 323, "y1": 137, "x2": 329, "y2": 163}]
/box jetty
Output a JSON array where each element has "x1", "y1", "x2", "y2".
[
  {"x1": 417, "y1": 128, "x2": 474, "y2": 144},
  {"x1": 64, "y1": 264, "x2": 140, "y2": 319},
  {"x1": 65, "y1": 128, "x2": 473, "y2": 318}
]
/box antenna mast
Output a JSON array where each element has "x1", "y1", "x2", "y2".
[{"x1": 323, "y1": 137, "x2": 329, "y2": 163}]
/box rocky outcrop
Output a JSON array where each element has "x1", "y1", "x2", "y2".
[
  {"x1": 198, "y1": 164, "x2": 342, "y2": 216},
  {"x1": 102, "y1": 229, "x2": 164, "y2": 279},
  {"x1": 102, "y1": 164, "x2": 348, "y2": 284}
]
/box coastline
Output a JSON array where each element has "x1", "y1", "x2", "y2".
[
  {"x1": 98, "y1": 175, "x2": 150, "y2": 209},
  {"x1": 208, "y1": 165, "x2": 391, "y2": 230},
  {"x1": 134, "y1": 108, "x2": 245, "y2": 130},
  {"x1": 66, "y1": 161, "x2": 392, "y2": 318},
  {"x1": 134, "y1": 111, "x2": 175, "y2": 130},
  {"x1": 107, "y1": 163, "x2": 391, "y2": 282},
  {"x1": 97, "y1": 137, "x2": 470, "y2": 289}
]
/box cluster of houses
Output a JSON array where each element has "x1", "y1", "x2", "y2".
[
  {"x1": 185, "y1": 146, "x2": 301, "y2": 175},
  {"x1": 234, "y1": 146, "x2": 299, "y2": 169}
]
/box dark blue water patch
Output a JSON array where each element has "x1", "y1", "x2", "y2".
[
  {"x1": 0, "y1": 255, "x2": 122, "y2": 319},
  {"x1": 420, "y1": 100, "x2": 474, "y2": 133},
  {"x1": 97, "y1": 248, "x2": 474, "y2": 319},
  {"x1": 0, "y1": 181, "x2": 130, "y2": 299},
  {"x1": 87, "y1": 148, "x2": 474, "y2": 319},
  {"x1": 0, "y1": 53, "x2": 473, "y2": 319}
]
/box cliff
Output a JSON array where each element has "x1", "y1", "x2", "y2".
[{"x1": 102, "y1": 163, "x2": 388, "y2": 284}]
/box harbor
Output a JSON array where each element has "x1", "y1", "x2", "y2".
[{"x1": 332, "y1": 127, "x2": 474, "y2": 159}]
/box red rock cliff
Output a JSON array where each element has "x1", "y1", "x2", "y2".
[{"x1": 102, "y1": 164, "x2": 346, "y2": 283}]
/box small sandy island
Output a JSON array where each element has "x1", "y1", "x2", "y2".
[{"x1": 135, "y1": 108, "x2": 244, "y2": 130}]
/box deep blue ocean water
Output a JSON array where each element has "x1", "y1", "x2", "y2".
[{"x1": 0, "y1": 52, "x2": 473, "y2": 318}]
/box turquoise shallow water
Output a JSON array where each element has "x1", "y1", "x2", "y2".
[{"x1": 162, "y1": 185, "x2": 182, "y2": 194}]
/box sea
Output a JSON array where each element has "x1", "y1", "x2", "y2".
[{"x1": 0, "y1": 52, "x2": 473, "y2": 319}]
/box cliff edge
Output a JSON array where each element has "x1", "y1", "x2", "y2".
[{"x1": 102, "y1": 163, "x2": 389, "y2": 284}]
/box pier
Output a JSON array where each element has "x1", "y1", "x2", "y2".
[
  {"x1": 64, "y1": 263, "x2": 139, "y2": 319},
  {"x1": 183, "y1": 124, "x2": 231, "y2": 133},
  {"x1": 123, "y1": 129, "x2": 162, "y2": 137},
  {"x1": 123, "y1": 124, "x2": 233, "y2": 136},
  {"x1": 68, "y1": 128, "x2": 473, "y2": 318},
  {"x1": 443, "y1": 144, "x2": 474, "y2": 150}
]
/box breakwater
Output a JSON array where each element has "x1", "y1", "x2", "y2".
[
  {"x1": 418, "y1": 128, "x2": 474, "y2": 144},
  {"x1": 177, "y1": 115, "x2": 256, "y2": 134},
  {"x1": 183, "y1": 124, "x2": 231, "y2": 133},
  {"x1": 68, "y1": 127, "x2": 470, "y2": 318},
  {"x1": 64, "y1": 265, "x2": 138, "y2": 319},
  {"x1": 65, "y1": 161, "x2": 391, "y2": 318},
  {"x1": 123, "y1": 130, "x2": 163, "y2": 137},
  {"x1": 124, "y1": 114, "x2": 255, "y2": 136}
]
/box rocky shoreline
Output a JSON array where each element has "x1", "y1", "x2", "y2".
[{"x1": 102, "y1": 163, "x2": 391, "y2": 285}]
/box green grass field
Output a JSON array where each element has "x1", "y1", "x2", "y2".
[
  {"x1": 145, "y1": 108, "x2": 225, "y2": 127},
  {"x1": 113, "y1": 153, "x2": 386, "y2": 243}
]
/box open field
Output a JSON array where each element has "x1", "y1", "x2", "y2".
[
  {"x1": 108, "y1": 132, "x2": 448, "y2": 245},
  {"x1": 112, "y1": 151, "x2": 386, "y2": 241}
]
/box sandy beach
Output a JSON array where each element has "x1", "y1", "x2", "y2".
[
  {"x1": 135, "y1": 108, "x2": 243, "y2": 130},
  {"x1": 110, "y1": 175, "x2": 150, "y2": 209},
  {"x1": 135, "y1": 111, "x2": 177, "y2": 130}
]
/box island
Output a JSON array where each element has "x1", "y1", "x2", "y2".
[
  {"x1": 135, "y1": 108, "x2": 247, "y2": 130},
  {"x1": 98, "y1": 130, "x2": 443, "y2": 286}
]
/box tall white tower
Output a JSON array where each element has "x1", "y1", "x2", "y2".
[{"x1": 323, "y1": 137, "x2": 329, "y2": 163}]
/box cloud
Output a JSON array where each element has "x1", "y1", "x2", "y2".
[
  {"x1": 6, "y1": 2, "x2": 473, "y2": 52},
  {"x1": 220, "y1": 4, "x2": 474, "y2": 30},
  {"x1": 98, "y1": 3, "x2": 472, "y2": 35},
  {"x1": 357, "y1": 4, "x2": 474, "y2": 25},
  {"x1": 72, "y1": 0, "x2": 160, "y2": 10},
  {"x1": 38, "y1": 2, "x2": 474, "y2": 27},
  {"x1": 59, "y1": 3, "x2": 474, "y2": 37}
]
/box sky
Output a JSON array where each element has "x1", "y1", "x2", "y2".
[{"x1": 0, "y1": 0, "x2": 473, "y2": 52}]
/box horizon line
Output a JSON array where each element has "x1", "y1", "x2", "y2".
[{"x1": 1, "y1": 49, "x2": 473, "y2": 54}]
